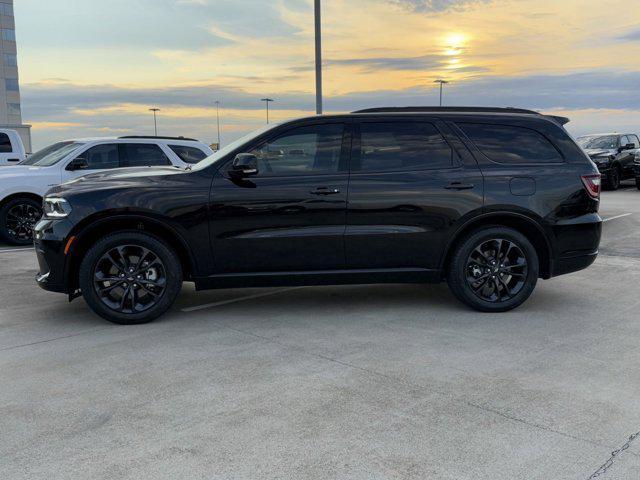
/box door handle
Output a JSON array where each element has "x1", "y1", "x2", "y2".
[
  {"x1": 444, "y1": 182, "x2": 475, "y2": 190},
  {"x1": 7, "y1": 158, "x2": 20, "y2": 162},
  {"x1": 310, "y1": 187, "x2": 340, "y2": 195}
]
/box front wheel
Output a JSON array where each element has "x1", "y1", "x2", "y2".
[
  {"x1": 447, "y1": 227, "x2": 539, "y2": 312},
  {"x1": 0, "y1": 197, "x2": 42, "y2": 245},
  {"x1": 79, "y1": 231, "x2": 183, "y2": 324},
  {"x1": 604, "y1": 167, "x2": 620, "y2": 191}
]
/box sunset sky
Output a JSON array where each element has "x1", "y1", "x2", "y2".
[{"x1": 14, "y1": 0, "x2": 640, "y2": 150}]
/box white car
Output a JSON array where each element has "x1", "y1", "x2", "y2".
[
  {"x1": 0, "y1": 136, "x2": 213, "y2": 245},
  {"x1": 0, "y1": 128, "x2": 27, "y2": 165}
]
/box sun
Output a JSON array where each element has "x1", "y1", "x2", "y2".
[{"x1": 443, "y1": 33, "x2": 469, "y2": 55}]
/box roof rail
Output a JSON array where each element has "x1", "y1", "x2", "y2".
[
  {"x1": 352, "y1": 106, "x2": 541, "y2": 115},
  {"x1": 351, "y1": 106, "x2": 570, "y2": 125},
  {"x1": 118, "y1": 135, "x2": 199, "y2": 141}
]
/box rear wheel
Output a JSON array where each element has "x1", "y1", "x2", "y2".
[
  {"x1": 604, "y1": 166, "x2": 621, "y2": 191},
  {"x1": 0, "y1": 197, "x2": 41, "y2": 245},
  {"x1": 447, "y1": 227, "x2": 539, "y2": 312},
  {"x1": 79, "y1": 231, "x2": 182, "y2": 324}
]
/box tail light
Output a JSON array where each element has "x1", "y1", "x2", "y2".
[{"x1": 581, "y1": 174, "x2": 601, "y2": 200}]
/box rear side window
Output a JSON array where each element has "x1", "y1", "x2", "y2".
[
  {"x1": 459, "y1": 123, "x2": 562, "y2": 164},
  {"x1": 356, "y1": 122, "x2": 452, "y2": 172},
  {"x1": 121, "y1": 144, "x2": 171, "y2": 167},
  {"x1": 81, "y1": 144, "x2": 120, "y2": 169},
  {"x1": 168, "y1": 144, "x2": 208, "y2": 164},
  {"x1": 629, "y1": 135, "x2": 640, "y2": 148},
  {"x1": 0, "y1": 133, "x2": 12, "y2": 153}
]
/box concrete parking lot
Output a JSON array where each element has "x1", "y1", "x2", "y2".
[{"x1": 1, "y1": 184, "x2": 639, "y2": 480}]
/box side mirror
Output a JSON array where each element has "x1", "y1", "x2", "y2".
[
  {"x1": 622, "y1": 143, "x2": 635, "y2": 151},
  {"x1": 230, "y1": 153, "x2": 258, "y2": 177},
  {"x1": 67, "y1": 157, "x2": 89, "y2": 171}
]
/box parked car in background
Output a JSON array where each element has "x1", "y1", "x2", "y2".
[
  {"x1": 0, "y1": 136, "x2": 213, "y2": 245},
  {"x1": 634, "y1": 152, "x2": 640, "y2": 190},
  {"x1": 0, "y1": 128, "x2": 27, "y2": 166},
  {"x1": 34, "y1": 107, "x2": 602, "y2": 324},
  {"x1": 576, "y1": 133, "x2": 639, "y2": 190}
]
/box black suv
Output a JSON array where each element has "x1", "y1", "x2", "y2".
[
  {"x1": 34, "y1": 107, "x2": 602, "y2": 324},
  {"x1": 577, "y1": 133, "x2": 640, "y2": 190}
]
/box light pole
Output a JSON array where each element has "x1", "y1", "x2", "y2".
[
  {"x1": 214, "y1": 100, "x2": 221, "y2": 148},
  {"x1": 261, "y1": 98, "x2": 274, "y2": 124},
  {"x1": 314, "y1": 0, "x2": 323, "y2": 114},
  {"x1": 149, "y1": 108, "x2": 160, "y2": 136},
  {"x1": 434, "y1": 80, "x2": 449, "y2": 107}
]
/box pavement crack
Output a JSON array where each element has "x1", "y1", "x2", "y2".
[
  {"x1": 585, "y1": 431, "x2": 640, "y2": 479},
  {"x1": 0, "y1": 327, "x2": 112, "y2": 352}
]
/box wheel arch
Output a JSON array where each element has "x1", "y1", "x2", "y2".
[
  {"x1": 66, "y1": 213, "x2": 197, "y2": 291},
  {"x1": 0, "y1": 191, "x2": 43, "y2": 208},
  {"x1": 440, "y1": 212, "x2": 554, "y2": 279}
]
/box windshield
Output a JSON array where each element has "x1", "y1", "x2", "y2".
[
  {"x1": 577, "y1": 135, "x2": 618, "y2": 150},
  {"x1": 192, "y1": 123, "x2": 279, "y2": 171},
  {"x1": 21, "y1": 141, "x2": 85, "y2": 167}
]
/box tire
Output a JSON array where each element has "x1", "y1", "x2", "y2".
[
  {"x1": 446, "y1": 227, "x2": 539, "y2": 313},
  {"x1": 604, "y1": 166, "x2": 620, "y2": 191},
  {"x1": 0, "y1": 196, "x2": 42, "y2": 245},
  {"x1": 79, "y1": 231, "x2": 183, "y2": 325}
]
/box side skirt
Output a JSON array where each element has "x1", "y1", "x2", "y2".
[{"x1": 194, "y1": 267, "x2": 441, "y2": 291}]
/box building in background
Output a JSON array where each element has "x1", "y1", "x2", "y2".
[{"x1": 0, "y1": 0, "x2": 30, "y2": 153}]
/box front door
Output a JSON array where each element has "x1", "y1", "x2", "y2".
[
  {"x1": 210, "y1": 122, "x2": 350, "y2": 273},
  {"x1": 345, "y1": 118, "x2": 484, "y2": 270}
]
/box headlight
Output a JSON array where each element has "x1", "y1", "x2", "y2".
[{"x1": 43, "y1": 197, "x2": 72, "y2": 218}]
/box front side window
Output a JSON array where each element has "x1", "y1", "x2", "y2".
[
  {"x1": 22, "y1": 142, "x2": 85, "y2": 166},
  {"x1": 356, "y1": 122, "x2": 452, "y2": 172},
  {"x1": 0, "y1": 133, "x2": 11, "y2": 152},
  {"x1": 249, "y1": 124, "x2": 344, "y2": 176},
  {"x1": 121, "y1": 143, "x2": 171, "y2": 167},
  {"x1": 80, "y1": 144, "x2": 120, "y2": 170},
  {"x1": 459, "y1": 123, "x2": 562, "y2": 164},
  {"x1": 169, "y1": 145, "x2": 208, "y2": 164}
]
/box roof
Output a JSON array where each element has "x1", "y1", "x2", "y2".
[{"x1": 62, "y1": 136, "x2": 205, "y2": 143}]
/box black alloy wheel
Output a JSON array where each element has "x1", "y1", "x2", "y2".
[
  {"x1": 79, "y1": 232, "x2": 183, "y2": 324},
  {"x1": 0, "y1": 197, "x2": 42, "y2": 245},
  {"x1": 447, "y1": 227, "x2": 539, "y2": 312},
  {"x1": 93, "y1": 245, "x2": 168, "y2": 314},
  {"x1": 465, "y1": 238, "x2": 528, "y2": 303}
]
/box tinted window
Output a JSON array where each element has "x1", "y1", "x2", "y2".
[
  {"x1": 628, "y1": 135, "x2": 640, "y2": 148},
  {"x1": 249, "y1": 124, "x2": 344, "y2": 176},
  {"x1": 459, "y1": 123, "x2": 562, "y2": 164},
  {"x1": 121, "y1": 144, "x2": 171, "y2": 167},
  {"x1": 169, "y1": 144, "x2": 208, "y2": 164},
  {"x1": 81, "y1": 144, "x2": 120, "y2": 170},
  {"x1": 0, "y1": 132, "x2": 11, "y2": 153},
  {"x1": 619, "y1": 136, "x2": 628, "y2": 147},
  {"x1": 357, "y1": 122, "x2": 452, "y2": 172}
]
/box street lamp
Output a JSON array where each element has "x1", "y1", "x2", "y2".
[
  {"x1": 261, "y1": 98, "x2": 274, "y2": 124},
  {"x1": 214, "y1": 100, "x2": 221, "y2": 148},
  {"x1": 314, "y1": 0, "x2": 323, "y2": 114},
  {"x1": 434, "y1": 79, "x2": 449, "y2": 107},
  {"x1": 149, "y1": 108, "x2": 160, "y2": 136}
]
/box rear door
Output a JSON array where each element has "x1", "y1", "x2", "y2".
[{"x1": 345, "y1": 117, "x2": 483, "y2": 270}]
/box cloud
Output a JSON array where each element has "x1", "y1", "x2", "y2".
[
  {"x1": 616, "y1": 27, "x2": 640, "y2": 42},
  {"x1": 390, "y1": 0, "x2": 492, "y2": 13}
]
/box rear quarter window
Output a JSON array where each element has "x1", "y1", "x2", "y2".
[{"x1": 458, "y1": 123, "x2": 563, "y2": 164}]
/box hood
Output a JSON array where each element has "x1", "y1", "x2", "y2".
[
  {"x1": 0, "y1": 165, "x2": 46, "y2": 177},
  {"x1": 50, "y1": 166, "x2": 188, "y2": 196},
  {"x1": 584, "y1": 149, "x2": 616, "y2": 157}
]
